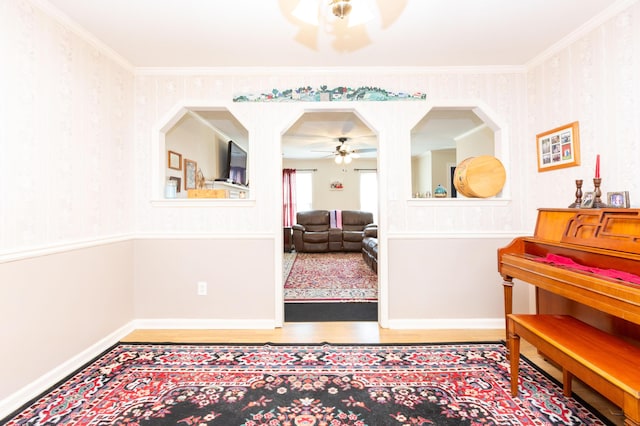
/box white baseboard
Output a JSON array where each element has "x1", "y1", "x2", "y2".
[
  {"x1": 0, "y1": 322, "x2": 135, "y2": 420},
  {"x1": 0, "y1": 318, "x2": 279, "y2": 420},
  {"x1": 386, "y1": 318, "x2": 504, "y2": 330}
]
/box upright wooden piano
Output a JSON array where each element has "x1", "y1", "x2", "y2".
[
  {"x1": 498, "y1": 208, "x2": 640, "y2": 336},
  {"x1": 498, "y1": 208, "x2": 640, "y2": 424}
]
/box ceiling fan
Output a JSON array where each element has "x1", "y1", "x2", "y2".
[{"x1": 314, "y1": 137, "x2": 377, "y2": 164}]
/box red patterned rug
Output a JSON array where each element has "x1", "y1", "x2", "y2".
[
  {"x1": 3, "y1": 342, "x2": 611, "y2": 425},
  {"x1": 284, "y1": 252, "x2": 377, "y2": 303}
]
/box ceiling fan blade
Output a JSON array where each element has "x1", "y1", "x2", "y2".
[{"x1": 353, "y1": 147, "x2": 377, "y2": 153}]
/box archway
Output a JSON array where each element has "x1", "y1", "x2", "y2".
[{"x1": 280, "y1": 108, "x2": 380, "y2": 322}]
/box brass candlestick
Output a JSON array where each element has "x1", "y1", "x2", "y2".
[
  {"x1": 592, "y1": 178, "x2": 607, "y2": 208},
  {"x1": 568, "y1": 179, "x2": 583, "y2": 208}
]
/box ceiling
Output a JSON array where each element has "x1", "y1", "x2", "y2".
[
  {"x1": 44, "y1": 0, "x2": 618, "y2": 68},
  {"x1": 283, "y1": 111, "x2": 377, "y2": 159},
  {"x1": 42, "y1": 0, "x2": 621, "y2": 159}
]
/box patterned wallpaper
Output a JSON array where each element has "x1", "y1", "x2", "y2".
[
  {"x1": 527, "y1": 2, "x2": 640, "y2": 206},
  {"x1": 3, "y1": 0, "x2": 639, "y2": 253},
  {"x1": 1, "y1": 0, "x2": 134, "y2": 254}
]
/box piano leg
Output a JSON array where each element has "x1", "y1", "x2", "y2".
[
  {"x1": 562, "y1": 369, "x2": 573, "y2": 397},
  {"x1": 507, "y1": 315, "x2": 520, "y2": 397},
  {"x1": 503, "y1": 279, "x2": 514, "y2": 341}
]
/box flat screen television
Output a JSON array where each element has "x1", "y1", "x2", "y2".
[{"x1": 225, "y1": 140, "x2": 248, "y2": 186}]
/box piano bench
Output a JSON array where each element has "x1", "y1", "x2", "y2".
[{"x1": 507, "y1": 314, "x2": 640, "y2": 426}]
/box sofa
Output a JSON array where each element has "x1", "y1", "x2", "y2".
[{"x1": 293, "y1": 210, "x2": 377, "y2": 253}]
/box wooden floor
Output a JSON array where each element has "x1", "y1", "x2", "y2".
[{"x1": 122, "y1": 322, "x2": 624, "y2": 425}]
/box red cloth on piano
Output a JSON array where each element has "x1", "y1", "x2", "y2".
[{"x1": 536, "y1": 253, "x2": 640, "y2": 285}]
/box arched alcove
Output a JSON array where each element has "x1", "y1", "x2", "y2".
[
  {"x1": 410, "y1": 102, "x2": 509, "y2": 200},
  {"x1": 153, "y1": 104, "x2": 250, "y2": 201}
]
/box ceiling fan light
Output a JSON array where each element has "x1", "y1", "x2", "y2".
[
  {"x1": 331, "y1": 0, "x2": 352, "y2": 19},
  {"x1": 293, "y1": 0, "x2": 374, "y2": 28},
  {"x1": 345, "y1": 0, "x2": 374, "y2": 27},
  {"x1": 292, "y1": 0, "x2": 319, "y2": 25},
  {"x1": 344, "y1": 154, "x2": 353, "y2": 164},
  {"x1": 334, "y1": 155, "x2": 343, "y2": 164}
]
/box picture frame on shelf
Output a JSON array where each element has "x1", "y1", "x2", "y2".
[
  {"x1": 168, "y1": 150, "x2": 182, "y2": 170},
  {"x1": 536, "y1": 121, "x2": 580, "y2": 172},
  {"x1": 169, "y1": 176, "x2": 181, "y2": 193},
  {"x1": 607, "y1": 191, "x2": 630, "y2": 208},
  {"x1": 184, "y1": 159, "x2": 197, "y2": 190},
  {"x1": 581, "y1": 191, "x2": 595, "y2": 208}
]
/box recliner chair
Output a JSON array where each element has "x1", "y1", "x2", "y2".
[
  {"x1": 362, "y1": 226, "x2": 378, "y2": 273},
  {"x1": 341, "y1": 210, "x2": 376, "y2": 251},
  {"x1": 292, "y1": 210, "x2": 342, "y2": 252}
]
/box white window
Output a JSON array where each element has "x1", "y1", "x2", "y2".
[
  {"x1": 359, "y1": 171, "x2": 378, "y2": 223},
  {"x1": 296, "y1": 171, "x2": 313, "y2": 213}
]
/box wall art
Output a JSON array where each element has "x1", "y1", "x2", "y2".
[
  {"x1": 168, "y1": 150, "x2": 182, "y2": 170},
  {"x1": 330, "y1": 180, "x2": 344, "y2": 190},
  {"x1": 536, "y1": 121, "x2": 580, "y2": 172},
  {"x1": 233, "y1": 85, "x2": 426, "y2": 102},
  {"x1": 184, "y1": 159, "x2": 197, "y2": 190}
]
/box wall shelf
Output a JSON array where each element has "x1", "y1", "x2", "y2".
[{"x1": 203, "y1": 180, "x2": 250, "y2": 199}]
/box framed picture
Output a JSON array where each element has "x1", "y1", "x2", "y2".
[
  {"x1": 184, "y1": 158, "x2": 197, "y2": 190},
  {"x1": 581, "y1": 191, "x2": 595, "y2": 208},
  {"x1": 607, "y1": 191, "x2": 630, "y2": 208},
  {"x1": 168, "y1": 150, "x2": 182, "y2": 170},
  {"x1": 169, "y1": 176, "x2": 181, "y2": 193},
  {"x1": 330, "y1": 180, "x2": 344, "y2": 190},
  {"x1": 536, "y1": 121, "x2": 580, "y2": 172}
]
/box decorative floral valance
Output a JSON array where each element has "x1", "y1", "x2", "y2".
[{"x1": 233, "y1": 85, "x2": 426, "y2": 102}]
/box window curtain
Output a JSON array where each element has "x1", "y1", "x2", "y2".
[{"x1": 283, "y1": 168, "x2": 297, "y2": 227}]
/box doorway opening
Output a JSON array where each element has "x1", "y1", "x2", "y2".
[{"x1": 281, "y1": 109, "x2": 379, "y2": 322}]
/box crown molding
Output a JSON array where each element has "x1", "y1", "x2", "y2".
[
  {"x1": 31, "y1": 0, "x2": 134, "y2": 72},
  {"x1": 526, "y1": 0, "x2": 639, "y2": 69},
  {"x1": 134, "y1": 65, "x2": 527, "y2": 76}
]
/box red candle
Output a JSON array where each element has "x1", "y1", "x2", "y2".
[{"x1": 595, "y1": 154, "x2": 600, "y2": 178}]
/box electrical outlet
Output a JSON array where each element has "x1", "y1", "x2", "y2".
[{"x1": 197, "y1": 281, "x2": 207, "y2": 296}]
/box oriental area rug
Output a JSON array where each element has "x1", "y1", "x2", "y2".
[
  {"x1": 3, "y1": 342, "x2": 612, "y2": 425},
  {"x1": 284, "y1": 252, "x2": 377, "y2": 303}
]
